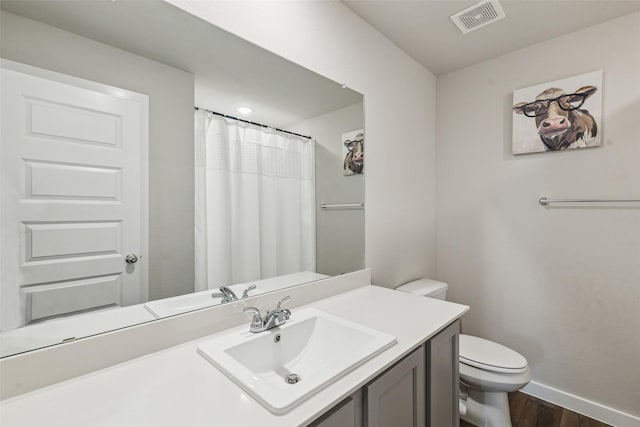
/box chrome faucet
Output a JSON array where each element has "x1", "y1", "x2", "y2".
[
  {"x1": 243, "y1": 296, "x2": 291, "y2": 333},
  {"x1": 211, "y1": 286, "x2": 238, "y2": 303},
  {"x1": 212, "y1": 284, "x2": 257, "y2": 303}
]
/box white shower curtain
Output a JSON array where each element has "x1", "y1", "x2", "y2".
[{"x1": 194, "y1": 111, "x2": 316, "y2": 291}]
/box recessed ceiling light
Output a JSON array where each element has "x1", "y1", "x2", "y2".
[{"x1": 236, "y1": 107, "x2": 253, "y2": 115}]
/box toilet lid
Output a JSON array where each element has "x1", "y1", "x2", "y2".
[{"x1": 459, "y1": 334, "x2": 528, "y2": 374}]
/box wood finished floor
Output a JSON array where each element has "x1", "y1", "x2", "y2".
[{"x1": 459, "y1": 392, "x2": 612, "y2": 427}]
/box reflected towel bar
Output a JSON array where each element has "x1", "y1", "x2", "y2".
[
  {"x1": 539, "y1": 197, "x2": 640, "y2": 206},
  {"x1": 320, "y1": 203, "x2": 364, "y2": 209}
]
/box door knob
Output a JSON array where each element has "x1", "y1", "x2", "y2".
[{"x1": 125, "y1": 254, "x2": 139, "y2": 264}]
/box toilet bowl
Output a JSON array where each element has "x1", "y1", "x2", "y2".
[{"x1": 396, "y1": 279, "x2": 530, "y2": 427}]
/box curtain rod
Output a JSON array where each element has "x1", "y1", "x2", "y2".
[{"x1": 194, "y1": 106, "x2": 312, "y2": 140}]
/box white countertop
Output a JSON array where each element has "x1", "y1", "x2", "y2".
[
  {"x1": 0, "y1": 305, "x2": 155, "y2": 358},
  {"x1": 0, "y1": 285, "x2": 468, "y2": 427},
  {"x1": 144, "y1": 271, "x2": 330, "y2": 318}
]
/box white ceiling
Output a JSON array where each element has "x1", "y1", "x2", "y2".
[
  {"x1": 0, "y1": 0, "x2": 362, "y2": 129},
  {"x1": 5, "y1": 0, "x2": 639, "y2": 114},
  {"x1": 342, "y1": 0, "x2": 640, "y2": 75}
]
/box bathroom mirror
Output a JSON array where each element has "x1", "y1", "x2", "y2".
[{"x1": 0, "y1": 0, "x2": 364, "y2": 357}]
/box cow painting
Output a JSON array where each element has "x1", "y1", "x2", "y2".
[
  {"x1": 512, "y1": 71, "x2": 602, "y2": 154},
  {"x1": 342, "y1": 130, "x2": 364, "y2": 175}
]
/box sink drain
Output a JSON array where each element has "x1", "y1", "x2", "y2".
[{"x1": 285, "y1": 374, "x2": 301, "y2": 384}]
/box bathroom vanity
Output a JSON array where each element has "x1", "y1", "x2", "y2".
[
  {"x1": 0, "y1": 272, "x2": 468, "y2": 427},
  {"x1": 313, "y1": 320, "x2": 459, "y2": 427}
]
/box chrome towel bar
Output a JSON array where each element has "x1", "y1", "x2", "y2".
[
  {"x1": 539, "y1": 197, "x2": 640, "y2": 206},
  {"x1": 320, "y1": 203, "x2": 364, "y2": 209}
]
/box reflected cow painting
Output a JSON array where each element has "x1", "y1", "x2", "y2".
[
  {"x1": 343, "y1": 129, "x2": 364, "y2": 175},
  {"x1": 512, "y1": 71, "x2": 602, "y2": 154}
]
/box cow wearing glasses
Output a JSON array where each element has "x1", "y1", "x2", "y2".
[
  {"x1": 343, "y1": 133, "x2": 364, "y2": 175},
  {"x1": 513, "y1": 86, "x2": 597, "y2": 151}
]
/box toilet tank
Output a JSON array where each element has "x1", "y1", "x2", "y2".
[{"x1": 396, "y1": 278, "x2": 448, "y2": 300}]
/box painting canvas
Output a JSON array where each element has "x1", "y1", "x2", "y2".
[
  {"x1": 512, "y1": 71, "x2": 602, "y2": 155},
  {"x1": 342, "y1": 129, "x2": 364, "y2": 176}
]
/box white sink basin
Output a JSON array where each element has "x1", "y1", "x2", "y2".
[{"x1": 197, "y1": 307, "x2": 396, "y2": 414}]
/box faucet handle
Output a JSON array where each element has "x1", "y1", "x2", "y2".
[
  {"x1": 274, "y1": 296, "x2": 292, "y2": 321},
  {"x1": 242, "y1": 284, "x2": 257, "y2": 299},
  {"x1": 243, "y1": 306, "x2": 262, "y2": 326},
  {"x1": 275, "y1": 296, "x2": 291, "y2": 311}
]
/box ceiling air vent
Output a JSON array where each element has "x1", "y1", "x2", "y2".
[{"x1": 450, "y1": 0, "x2": 506, "y2": 34}]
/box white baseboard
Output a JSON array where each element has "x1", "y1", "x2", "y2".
[{"x1": 521, "y1": 381, "x2": 640, "y2": 427}]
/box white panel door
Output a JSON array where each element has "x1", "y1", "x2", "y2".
[{"x1": 1, "y1": 64, "x2": 148, "y2": 330}]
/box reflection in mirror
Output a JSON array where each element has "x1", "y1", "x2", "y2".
[{"x1": 0, "y1": 0, "x2": 364, "y2": 357}]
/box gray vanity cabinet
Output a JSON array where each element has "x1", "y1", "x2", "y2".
[
  {"x1": 426, "y1": 320, "x2": 460, "y2": 427},
  {"x1": 307, "y1": 320, "x2": 460, "y2": 427},
  {"x1": 364, "y1": 346, "x2": 426, "y2": 427},
  {"x1": 309, "y1": 391, "x2": 363, "y2": 427}
]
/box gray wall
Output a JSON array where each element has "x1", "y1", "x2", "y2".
[
  {"x1": 436, "y1": 12, "x2": 640, "y2": 417},
  {"x1": 0, "y1": 11, "x2": 195, "y2": 301},
  {"x1": 289, "y1": 102, "x2": 365, "y2": 276}
]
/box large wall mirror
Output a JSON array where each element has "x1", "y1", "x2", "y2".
[{"x1": 0, "y1": 0, "x2": 364, "y2": 357}]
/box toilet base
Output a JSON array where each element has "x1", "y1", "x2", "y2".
[{"x1": 460, "y1": 386, "x2": 512, "y2": 427}]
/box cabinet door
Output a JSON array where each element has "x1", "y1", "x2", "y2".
[
  {"x1": 364, "y1": 346, "x2": 425, "y2": 427},
  {"x1": 309, "y1": 390, "x2": 363, "y2": 427},
  {"x1": 426, "y1": 320, "x2": 460, "y2": 427}
]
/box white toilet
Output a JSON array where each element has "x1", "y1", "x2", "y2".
[{"x1": 397, "y1": 279, "x2": 531, "y2": 427}]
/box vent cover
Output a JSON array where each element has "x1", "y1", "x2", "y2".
[{"x1": 451, "y1": 0, "x2": 506, "y2": 34}]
